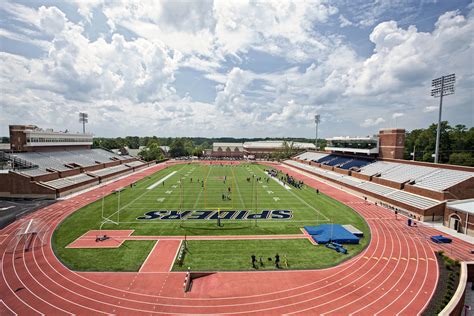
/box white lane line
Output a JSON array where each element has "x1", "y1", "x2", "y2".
[{"x1": 146, "y1": 171, "x2": 177, "y2": 190}]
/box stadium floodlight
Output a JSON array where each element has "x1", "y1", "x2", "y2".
[
  {"x1": 79, "y1": 112, "x2": 89, "y2": 134},
  {"x1": 431, "y1": 74, "x2": 455, "y2": 163},
  {"x1": 314, "y1": 114, "x2": 321, "y2": 151}
]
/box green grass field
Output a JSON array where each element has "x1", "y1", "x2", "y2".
[{"x1": 52, "y1": 163, "x2": 370, "y2": 271}]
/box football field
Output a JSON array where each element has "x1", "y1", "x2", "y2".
[{"x1": 53, "y1": 163, "x2": 370, "y2": 271}]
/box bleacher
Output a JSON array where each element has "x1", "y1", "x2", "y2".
[
  {"x1": 10, "y1": 149, "x2": 127, "y2": 172},
  {"x1": 88, "y1": 165, "x2": 130, "y2": 177},
  {"x1": 385, "y1": 190, "x2": 439, "y2": 209},
  {"x1": 357, "y1": 160, "x2": 473, "y2": 190},
  {"x1": 19, "y1": 168, "x2": 53, "y2": 177},
  {"x1": 125, "y1": 161, "x2": 146, "y2": 168},
  {"x1": 295, "y1": 152, "x2": 374, "y2": 170},
  {"x1": 357, "y1": 182, "x2": 396, "y2": 196},
  {"x1": 412, "y1": 169, "x2": 473, "y2": 192},
  {"x1": 317, "y1": 155, "x2": 337, "y2": 164},
  {"x1": 381, "y1": 164, "x2": 436, "y2": 184},
  {"x1": 339, "y1": 158, "x2": 374, "y2": 170},
  {"x1": 294, "y1": 152, "x2": 329, "y2": 162},
  {"x1": 13, "y1": 152, "x2": 72, "y2": 172},
  {"x1": 358, "y1": 161, "x2": 400, "y2": 176},
  {"x1": 284, "y1": 160, "x2": 441, "y2": 210},
  {"x1": 41, "y1": 173, "x2": 96, "y2": 190}
]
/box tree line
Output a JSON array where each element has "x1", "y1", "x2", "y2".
[
  {"x1": 2, "y1": 121, "x2": 471, "y2": 166},
  {"x1": 404, "y1": 121, "x2": 473, "y2": 166}
]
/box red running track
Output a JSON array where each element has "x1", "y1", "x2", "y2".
[{"x1": 0, "y1": 161, "x2": 472, "y2": 315}]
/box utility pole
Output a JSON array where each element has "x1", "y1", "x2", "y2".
[{"x1": 431, "y1": 74, "x2": 455, "y2": 164}]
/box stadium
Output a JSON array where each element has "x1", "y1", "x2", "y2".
[
  {"x1": 1, "y1": 1, "x2": 474, "y2": 315},
  {"x1": 0, "y1": 121, "x2": 473, "y2": 315}
]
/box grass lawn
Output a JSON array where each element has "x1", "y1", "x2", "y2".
[
  {"x1": 54, "y1": 240, "x2": 156, "y2": 271},
  {"x1": 52, "y1": 163, "x2": 370, "y2": 271},
  {"x1": 173, "y1": 239, "x2": 364, "y2": 271}
]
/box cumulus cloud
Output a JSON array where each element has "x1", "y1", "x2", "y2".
[
  {"x1": 0, "y1": 1, "x2": 473, "y2": 137},
  {"x1": 424, "y1": 106, "x2": 438, "y2": 113},
  {"x1": 339, "y1": 14, "x2": 353, "y2": 27},
  {"x1": 361, "y1": 117, "x2": 386, "y2": 127}
]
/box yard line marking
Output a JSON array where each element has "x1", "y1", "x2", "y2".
[
  {"x1": 259, "y1": 167, "x2": 329, "y2": 220},
  {"x1": 192, "y1": 165, "x2": 213, "y2": 209},
  {"x1": 157, "y1": 198, "x2": 165, "y2": 202},
  {"x1": 267, "y1": 190, "x2": 274, "y2": 194},
  {"x1": 273, "y1": 197, "x2": 280, "y2": 201},
  {"x1": 165, "y1": 191, "x2": 172, "y2": 194},
  {"x1": 146, "y1": 171, "x2": 177, "y2": 190},
  {"x1": 231, "y1": 166, "x2": 246, "y2": 208},
  {"x1": 171, "y1": 185, "x2": 177, "y2": 189}
]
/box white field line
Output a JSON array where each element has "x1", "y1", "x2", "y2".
[
  {"x1": 147, "y1": 171, "x2": 177, "y2": 190},
  {"x1": 105, "y1": 167, "x2": 185, "y2": 221},
  {"x1": 268, "y1": 174, "x2": 292, "y2": 190},
  {"x1": 232, "y1": 167, "x2": 246, "y2": 208},
  {"x1": 254, "y1": 166, "x2": 330, "y2": 221},
  {"x1": 192, "y1": 165, "x2": 213, "y2": 209}
]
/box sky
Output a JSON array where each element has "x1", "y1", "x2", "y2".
[{"x1": 0, "y1": 0, "x2": 473, "y2": 138}]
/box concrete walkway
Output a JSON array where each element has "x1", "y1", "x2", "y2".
[{"x1": 420, "y1": 222, "x2": 474, "y2": 245}]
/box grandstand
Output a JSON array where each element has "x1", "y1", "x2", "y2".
[
  {"x1": 294, "y1": 151, "x2": 329, "y2": 162},
  {"x1": 0, "y1": 125, "x2": 154, "y2": 199},
  {"x1": 42, "y1": 174, "x2": 97, "y2": 190},
  {"x1": 411, "y1": 169, "x2": 473, "y2": 192},
  {"x1": 285, "y1": 160, "x2": 442, "y2": 214},
  {"x1": 358, "y1": 161, "x2": 399, "y2": 176},
  {"x1": 294, "y1": 152, "x2": 374, "y2": 170}
]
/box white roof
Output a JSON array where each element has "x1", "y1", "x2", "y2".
[
  {"x1": 244, "y1": 141, "x2": 315, "y2": 149},
  {"x1": 326, "y1": 136, "x2": 378, "y2": 141},
  {"x1": 447, "y1": 199, "x2": 474, "y2": 215},
  {"x1": 213, "y1": 142, "x2": 243, "y2": 147}
]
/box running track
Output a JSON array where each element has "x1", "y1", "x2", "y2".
[{"x1": 0, "y1": 161, "x2": 473, "y2": 315}]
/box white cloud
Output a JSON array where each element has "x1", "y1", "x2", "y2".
[
  {"x1": 361, "y1": 117, "x2": 386, "y2": 127},
  {"x1": 0, "y1": 2, "x2": 473, "y2": 138},
  {"x1": 339, "y1": 14, "x2": 353, "y2": 27},
  {"x1": 424, "y1": 106, "x2": 438, "y2": 113}
]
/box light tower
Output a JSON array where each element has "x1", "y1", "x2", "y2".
[
  {"x1": 431, "y1": 74, "x2": 455, "y2": 163},
  {"x1": 79, "y1": 112, "x2": 88, "y2": 134},
  {"x1": 314, "y1": 114, "x2": 320, "y2": 151}
]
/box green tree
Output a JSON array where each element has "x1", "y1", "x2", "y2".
[
  {"x1": 448, "y1": 152, "x2": 474, "y2": 166},
  {"x1": 169, "y1": 138, "x2": 188, "y2": 157},
  {"x1": 138, "y1": 142, "x2": 164, "y2": 162}
]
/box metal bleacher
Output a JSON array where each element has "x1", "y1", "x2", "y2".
[
  {"x1": 412, "y1": 169, "x2": 473, "y2": 192},
  {"x1": 88, "y1": 165, "x2": 130, "y2": 177},
  {"x1": 125, "y1": 161, "x2": 146, "y2": 168},
  {"x1": 358, "y1": 160, "x2": 473, "y2": 190},
  {"x1": 19, "y1": 168, "x2": 53, "y2": 177},
  {"x1": 295, "y1": 152, "x2": 329, "y2": 162},
  {"x1": 41, "y1": 173, "x2": 96, "y2": 190},
  {"x1": 358, "y1": 161, "x2": 400, "y2": 176},
  {"x1": 385, "y1": 190, "x2": 440, "y2": 209},
  {"x1": 380, "y1": 164, "x2": 436, "y2": 184},
  {"x1": 13, "y1": 152, "x2": 71, "y2": 171},
  {"x1": 285, "y1": 160, "x2": 441, "y2": 210},
  {"x1": 10, "y1": 149, "x2": 127, "y2": 173}
]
